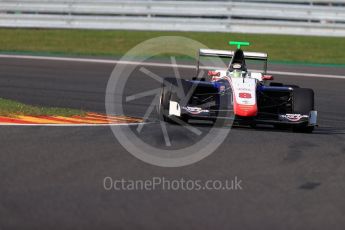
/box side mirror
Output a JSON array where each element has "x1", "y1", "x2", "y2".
[
  {"x1": 208, "y1": 71, "x2": 220, "y2": 77},
  {"x1": 262, "y1": 75, "x2": 274, "y2": 81}
]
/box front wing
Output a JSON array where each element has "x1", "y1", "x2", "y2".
[{"x1": 168, "y1": 101, "x2": 318, "y2": 127}]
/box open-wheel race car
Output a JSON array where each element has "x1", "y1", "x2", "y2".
[{"x1": 158, "y1": 41, "x2": 317, "y2": 133}]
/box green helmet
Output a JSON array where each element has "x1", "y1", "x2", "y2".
[{"x1": 232, "y1": 70, "x2": 242, "y2": 78}]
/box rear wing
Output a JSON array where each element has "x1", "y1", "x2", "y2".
[
  {"x1": 199, "y1": 49, "x2": 267, "y2": 60},
  {"x1": 196, "y1": 49, "x2": 268, "y2": 74}
]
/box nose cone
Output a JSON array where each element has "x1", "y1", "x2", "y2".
[
  {"x1": 234, "y1": 104, "x2": 258, "y2": 117},
  {"x1": 230, "y1": 77, "x2": 258, "y2": 117}
]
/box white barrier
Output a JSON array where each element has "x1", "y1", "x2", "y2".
[{"x1": 0, "y1": 0, "x2": 344, "y2": 36}]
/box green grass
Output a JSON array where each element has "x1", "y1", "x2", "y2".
[
  {"x1": 0, "y1": 98, "x2": 86, "y2": 117},
  {"x1": 0, "y1": 28, "x2": 345, "y2": 65}
]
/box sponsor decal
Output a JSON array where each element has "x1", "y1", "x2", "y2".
[
  {"x1": 237, "y1": 88, "x2": 251, "y2": 91},
  {"x1": 280, "y1": 114, "x2": 309, "y2": 122},
  {"x1": 239, "y1": 92, "x2": 252, "y2": 98},
  {"x1": 183, "y1": 106, "x2": 209, "y2": 115}
]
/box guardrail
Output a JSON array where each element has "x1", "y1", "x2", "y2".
[{"x1": 0, "y1": 0, "x2": 345, "y2": 36}]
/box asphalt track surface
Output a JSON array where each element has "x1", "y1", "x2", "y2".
[{"x1": 1, "y1": 56, "x2": 345, "y2": 230}]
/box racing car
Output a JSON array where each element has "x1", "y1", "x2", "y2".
[{"x1": 158, "y1": 41, "x2": 317, "y2": 133}]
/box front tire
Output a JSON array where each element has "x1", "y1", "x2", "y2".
[
  {"x1": 158, "y1": 80, "x2": 172, "y2": 122},
  {"x1": 158, "y1": 78, "x2": 190, "y2": 124},
  {"x1": 292, "y1": 88, "x2": 315, "y2": 133}
]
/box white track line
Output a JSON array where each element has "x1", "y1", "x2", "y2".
[
  {"x1": 267, "y1": 70, "x2": 345, "y2": 80},
  {"x1": 0, "y1": 54, "x2": 193, "y2": 68},
  {"x1": 0, "y1": 54, "x2": 344, "y2": 79}
]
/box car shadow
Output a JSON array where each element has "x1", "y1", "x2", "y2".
[
  {"x1": 233, "y1": 125, "x2": 345, "y2": 135},
  {"x1": 153, "y1": 118, "x2": 345, "y2": 135},
  {"x1": 191, "y1": 123, "x2": 345, "y2": 135}
]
